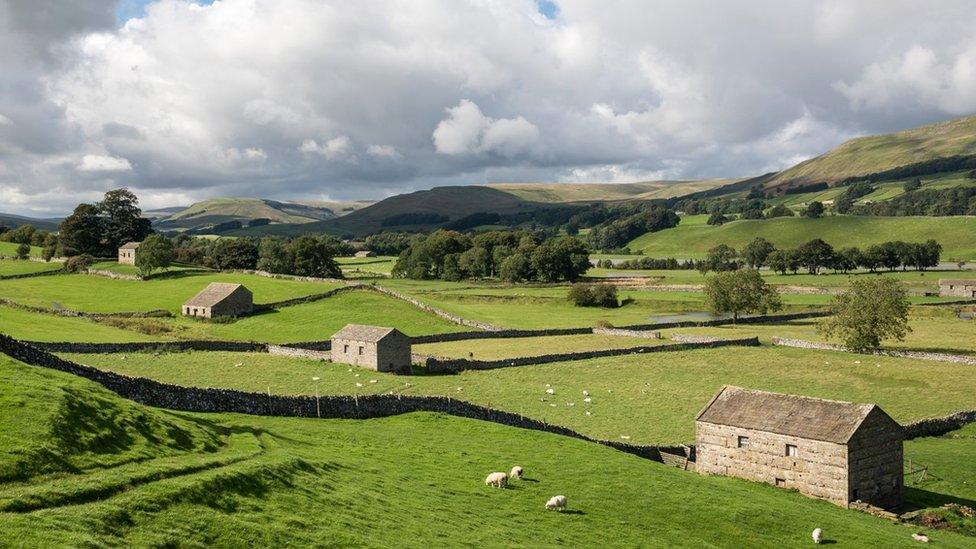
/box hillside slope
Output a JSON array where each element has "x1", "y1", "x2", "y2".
[
  {"x1": 768, "y1": 114, "x2": 976, "y2": 189},
  {"x1": 0, "y1": 213, "x2": 59, "y2": 231},
  {"x1": 1, "y1": 354, "x2": 970, "y2": 546},
  {"x1": 629, "y1": 215, "x2": 976, "y2": 259},
  {"x1": 488, "y1": 179, "x2": 739, "y2": 202},
  {"x1": 154, "y1": 197, "x2": 337, "y2": 230}
]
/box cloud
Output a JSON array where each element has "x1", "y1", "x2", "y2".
[
  {"x1": 433, "y1": 100, "x2": 539, "y2": 156},
  {"x1": 3, "y1": 0, "x2": 976, "y2": 215},
  {"x1": 77, "y1": 154, "x2": 133, "y2": 172}
]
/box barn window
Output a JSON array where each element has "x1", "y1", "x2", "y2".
[
  {"x1": 785, "y1": 444, "x2": 797, "y2": 457},
  {"x1": 358, "y1": 346, "x2": 364, "y2": 355},
  {"x1": 737, "y1": 436, "x2": 749, "y2": 448},
  {"x1": 343, "y1": 344, "x2": 348, "y2": 353},
  {"x1": 775, "y1": 478, "x2": 785, "y2": 487}
]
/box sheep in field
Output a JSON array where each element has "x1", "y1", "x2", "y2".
[
  {"x1": 912, "y1": 533, "x2": 930, "y2": 543},
  {"x1": 812, "y1": 528, "x2": 822, "y2": 544},
  {"x1": 485, "y1": 472, "x2": 508, "y2": 488},
  {"x1": 545, "y1": 495, "x2": 567, "y2": 511},
  {"x1": 510, "y1": 466, "x2": 523, "y2": 479}
]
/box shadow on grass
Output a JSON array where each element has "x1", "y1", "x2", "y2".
[{"x1": 905, "y1": 487, "x2": 976, "y2": 511}]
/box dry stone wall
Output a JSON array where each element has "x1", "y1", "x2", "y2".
[
  {"x1": 29, "y1": 340, "x2": 267, "y2": 353},
  {"x1": 669, "y1": 334, "x2": 723, "y2": 344},
  {"x1": 267, "y1": 344, "x2": 331, "y2": 360},
  {"x1": 0, "y1": 269, "x2": 64, "y2": 281},
  {"x1": 0, "y1": 334, "x2": 691, "y2": 467},
  {"x1": 591, "y1": 328, "x2": 661, "y2": 339},
  {"x1": 0, "y1": 298, "x2": 172, "y2": 319},
  {"x1": 771, "y1": 337, "x2": 976, "y2": 366}
]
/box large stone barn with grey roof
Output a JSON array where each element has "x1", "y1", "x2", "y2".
[
  {"x1": 331, "y1": 324, "x2": 411, "y2": 373},
  {"x1": 182, "y1": 283, "x2": 253, "y2": 318},
  {"x1": 939, "y1": 279, "x2": 976, "y2": 298},
  {"x1": 696, "y1": 386, "x2": 903, "y2": 508},
  {"x1": 118, "y1": 242, "x2": 140, "y2": 265}
]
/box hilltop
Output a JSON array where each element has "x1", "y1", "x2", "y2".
[
  {"x1": 152, "y1": 197, "x2": 344, "y2": 232},
  {"x1": 765, "y1": 114, "x2": 976, "y2": 191},
  {"x1": 486, "y1": 179, "x2": 740, "y2": 203}
]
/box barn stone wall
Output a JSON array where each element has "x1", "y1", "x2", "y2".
[
  {"x1": 771, "y1": 337, "x2": 976, "y2": 366},
  {"x1": 847, "y1": 409, "x2": 904, "y2": 508},
  {"x1": 696, "y1": 421, "x2": 851, "y2": 506}
]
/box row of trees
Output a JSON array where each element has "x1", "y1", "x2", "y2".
[
  {"x1": 392, "y1": 229, "x2": 591, "y2": 282},
  {"x1": 699, "y1": 238, "x2": 942, "y2": 275}
]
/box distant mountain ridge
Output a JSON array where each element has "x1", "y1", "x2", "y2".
[{"x1": 0, "y1": 213, "x2": 60, "y2": 231}]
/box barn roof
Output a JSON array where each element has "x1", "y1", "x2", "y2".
[
  {"x1": 184, "y1": 283, "x2": 249, "y2": 307},
  {"x1": 331, "y1": 324, "x2": 402, "y2": 343},
  {"x1": 119, "y1": 241, "x2": 141, "y2": 250},
  {"x1": 696, "y1": 386, "x2": 878, "y2": 444},
  {"x1": 939, "y1": 279, "x2": 976, "y2": 286}
]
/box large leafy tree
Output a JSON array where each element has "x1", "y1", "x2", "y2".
[
  {"x1": 211, "y1": 238, "x2": 260, "y2": 270},
  {"x1": 135, "y1": 234, "x2": 174, "y2": 278},
  {"x1": 100, "y1": 189, "x2": 152, "y2": 250},
  {"x1": 530, "y1": 236, "x2": 589, "y2": 282},
  {"x1": 703, "y1": 269, "x2": 782, "y2": 322},
  {"x1": 58, "y1": 203, "x2": 106, "y2": 256},
  {"x1": 742, "y1": 237, "x2": 775, "y2": 268},
  {"x1": 818, "y1": 277, "x2": 911, "y2": 351},
  {"x1": 796, "y1": 238, "x2": 835, "y2": 274},
  {"x1": 290, "y1": 236, "x2": 342, "y2": 278}
]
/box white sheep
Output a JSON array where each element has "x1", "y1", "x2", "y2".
[
  {"x1": 912, "y1": 533, "x2": 929, "y2": 543},
  {"x1": 545, "y1": 495, "x2": 567, "y2": 511},
  {"x1": 510, "y1": 466, "x2": 523, "y2": 479},
  {"x1": 485, "y1": 472, "x2": 508, "y2": 488},
  {"x1": 812, "y1": 528, "x2": 822, "y2": 544}
]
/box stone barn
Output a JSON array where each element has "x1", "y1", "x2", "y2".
[
  {"x1": 354, "y1": 250, "x2": 377, "y2": 258},
  {"x1": 182, "y1": 283, "x2": 253, "y2": 318},
  {"x1": 331, "y1": 324, "x2": 411, "y2": 373},
  {"x1": 118, "y1": 242, "x2": 140, "y2": 265},
  {"x1": 696, "y1": 386, "x2": 903, "y2": 508},
  {"x1": 939, "y1": 279, "x2": 976, "y2": 298}
]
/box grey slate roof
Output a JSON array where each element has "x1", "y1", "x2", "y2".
[
  {"x1": 331, "y1": 324, "x2": 401, "y2": 343},
  {"x1": 939, "y1": 279, "x2": 976, "y2": 286},
  {"x1": 184, "y1": 283, "x2": 248, "y2": 307},
  {"x1": 119, "y1": 242, "x2": 141, "y2": 250},
  {"x1": 696, "y1": 386, "x2": 878, "y2": 444}
]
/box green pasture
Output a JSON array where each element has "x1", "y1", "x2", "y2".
[
  {"x1": 4, "y1": 356, "x2": 968, "y2": 546},
  {"x1": 87, "y1": 261, "x2": 200, "y2": 277},
  {"x1": 0, "y1": 304, "x2": 171, "y2": 343},
  {"x1": 0, "y1": 242, "x2": 41, "y2": 258},
  {"x1": 415, "y1": 333, "x2": 668, "y2": 360},
  {"x1": 336, "y1": 255, "x2": 396, "y2": 276},
  {"x1": 66, "y1": 343, "x2": 976, "y2": 446},
  {"x1": 0, "y1": 259, "x2": 61, "y2": 277},
  {"x1": 0, "y1": 271, "x2": 342, "y2": 313},
  {"x1": 629, "y1": 215, "x2": 976, "y2": 260}
]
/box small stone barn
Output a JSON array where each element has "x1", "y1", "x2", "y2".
[
  {"x1": 939, "y1": 279, "x2": 976, "y2": 298},
  {"x1": 354, "y1": 250, "x2": 376, "y2": 258},
  {"x1": 696, "y1": 386, "x2": 904, "y2": 508},
  {"x1": 182, "y1": 283, "x2": 253, "y2": 318},
  {"x1": 331, "y1": 324, "x2": 411, "y2": 373},
  {"x1": 118, "y1": 242, "x2": 140, "y2": 265}
]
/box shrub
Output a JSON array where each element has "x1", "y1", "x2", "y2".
[
  {"x1": 568, "y1": 283, "x2": 619, "y2": 308},
  {"x1": 15, "y1": 243, "x2": 30, "y2": 260},
  {"x1": 63, "y1": 254, "x2": 95, "y2": 273}
]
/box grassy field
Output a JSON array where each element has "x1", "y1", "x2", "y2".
[
  {"x1": 336, "y1": 255, "x2": 396, "y2": 277},
  {"x1": 415, "y1": 333, "x2": 669, "y2": 359},
  {"x1": 0, "y1": 272, "x2": 342, "y2": 313},
  {"x1": 0, "y1": 242, "x2": 41, "y2": 258},
  {"x1": 629, "y1": 215, "x2": 976, "y2": 260},
  {"x1": 87, "y1": 261, "x2": 199, "y2": 276},
  {"x1": 668, "y1": 306, "x2": 976, "y2": 356},
  {"x1": 762, "y1": 171, "x2": 976, "y2": 210},
  {"x1": 0, "y1": 304, "x2": 172, "y2": 342},
  {"x1": 0, "y1": 259, "x2": 61, "y2": 277},
  {"x1": 66, "y1": 343, "x2": 976, "y2": 446},
  {"x1": 904, "y1": 423, "x2": 976, "y2": 510},
  {"x1": 6, "y1": 355, "x2": 970, "y2": 546}
]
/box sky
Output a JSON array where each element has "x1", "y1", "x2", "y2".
[{"x1": 2, "y1": 1, "x2": 976, "y2": 216}]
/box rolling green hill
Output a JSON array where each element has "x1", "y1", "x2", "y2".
[
  {"x1": 629, "y1": 215, "x2": 976, "y2": 259},
  {"x1": 487, "y1": 179, "x2": 739, "y2": 203},
  {"x1": 0, "y1": 213, "x2": 59, "y2": 231},
  {"x1": 767, "y1": 114, "x2": 976, "y2": 190},
  {"x1": 153, "y1": 197, "x2": 339, "y2": 231},
  {"x1": 3, "y1": 354, "x2": 973, "y2": 545}
]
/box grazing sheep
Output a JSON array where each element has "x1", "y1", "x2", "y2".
[
  {"x1": 545, "y1": 495, "x2": 567, "y2": 511},
  {"x1": 485, "y1": 472, "x2": 508, "y2": 488},
  {"x1": 912, "y1": 533, "x2": 929, "y2": 543},
  {"x1": 812, "y1": 528, "x2": 822, "y2": 544},
  {"x1": 510, "y1": 466, "x2": 523, "y2": 479}
]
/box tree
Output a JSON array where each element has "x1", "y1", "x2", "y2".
[
  {"x1": 499, "y1": 252, "x2": 532, "y2": 282},
  {"x1": 742, "y1": 237, "x2": 775, "y2": 268},
  {"x1": 832, "y1": 247, "x2": 862, "y2": 273},
  {"x1": 58, "y1": 203, "x2": 105, "y2": 256},
  {"x1": 796, "y1": 238, "x2": 835, "y2": 274},
  {"x1": 530, "y1": 236, "x2": 590, "y2": 282},
  {"x1": 903, "y1": 178, "x2": 922, "y2": 192},
  {"x1": 818, "y1": 277, "x2": 911, "y2": 351},
  {"x1": 458, "y1": 247, "x2": 490, "y2": 278},
  {"x1": 706, "y1": 212, "x2": 730, "y2": 226},
  {"x1": 99, "y1": 188, "x2": 152, "y2": 251},
  {"x1": 211, "y1": 238, "x2": 259, "y2": 270},
  {"x1": 766, "y1": 249, "x2": 791, "y2": 275},
  {"x1": 135, "y1": 234, "x2": 174, "y2": 277},
  {"x1": 765, "y1": 204, "x2": 794, "y2": 218},
  {"x1": 15, "y1": 243, "x2": 30, "y2": 259},
  {"x1": 703, "y1": 269, "x2": 782, "y2": 322},
  {"x1": 567, "y1": 283, "x2": 618, "y2": 308},
  {"x1": 290, "y1": 236, "x2": 342, "y2": 278},
  {"x1": 804, "y1": 201, "x2": 824, "y2": 218},
  {"x1": 699, "y1": 244, "x2": 738, "y2": 274},
  {"x1": 257, "y1": 237, "x2": 294, "y2": 274}
]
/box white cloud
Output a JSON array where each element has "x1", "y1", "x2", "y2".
[
  {"x1": 0, "y1": 114, "x2": 11, "y2": 126},
  {"x1": 77, "y1": 154, "x2": 132, "y2": 172},
  {"x1": 433, "y1": 100, "x2": 539, "y2": 156},
  {"x1": 2, "y1": 0, "x2": 976, "y2": 214}
]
